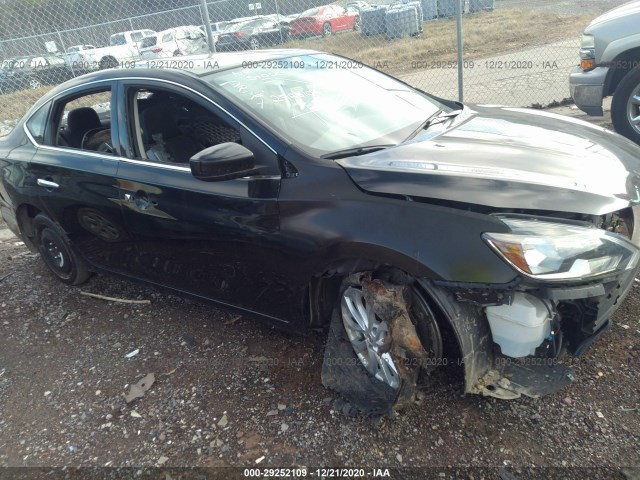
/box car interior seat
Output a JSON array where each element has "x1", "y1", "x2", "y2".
[
  {"x1": 66, "y1": 107, "x2": 103, "y2": 148},
  {"x1": 139, "y1": 103, "x2": 205, "y2": 163}
]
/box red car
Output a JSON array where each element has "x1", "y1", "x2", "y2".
[{"x1": 289, "y1": 5, "x2": 360, "y2": 38}]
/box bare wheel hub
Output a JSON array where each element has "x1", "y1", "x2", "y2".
[
  {"x1": 45, "y1": 240, "x2": 65, "y2": 269},
  {"x1": 341, "y1": 286, "x2": 400, "y2": 389}
]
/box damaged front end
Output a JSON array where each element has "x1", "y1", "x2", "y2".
[
  {"x1": 420, "y1": 212, "x2": 640, "y2": 401},
  {"x1": 322, "y1": 212, "x2": 640, "y2": 414}
]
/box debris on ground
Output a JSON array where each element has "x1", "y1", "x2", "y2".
[
  {"x1": 125, "y1": 348, "x2": 140, "y2": 359},
  {"x1": 123, "y1": 373, "x2": 155, "y2": 403},
  {"x1": 80, "y1": 291, "x2": 151, "y2": 304}
]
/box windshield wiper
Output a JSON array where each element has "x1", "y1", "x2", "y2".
[
  {"x1": 321, "y1": 144, "x2": 394, "y2": 160},
  {"x1": 405, "y1": 109, "x2": 463, "y2": 141}
]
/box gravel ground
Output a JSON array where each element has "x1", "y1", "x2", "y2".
[{"x1": 0, "y1": 108, "x2": 639, "y2": 480}]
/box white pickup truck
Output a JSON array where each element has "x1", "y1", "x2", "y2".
[{"x1": 69, "y1": 29, "x2": 155, "y2": 71}]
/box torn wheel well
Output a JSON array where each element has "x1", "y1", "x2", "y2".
[
  {"x1": 309, "y1": 267, "x2": 460, "y2": 355},
  {"x1": 308, "y1": 264, "x2": 413, "y2": 328}
]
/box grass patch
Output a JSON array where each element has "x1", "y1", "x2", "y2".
[
  {"x1": 286, "y1": 8, "x2": 593, "y2": 74},
  {"x1": 0, "y1": 87, "x2": 52, "y2": 133}
]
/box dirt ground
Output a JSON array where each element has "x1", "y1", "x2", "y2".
[{"x1": 0, "y1": 105, "x2": 639, "y2": 480}]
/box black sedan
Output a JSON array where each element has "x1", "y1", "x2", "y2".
[
  {"x1": 216, "y1": 17, "x2": 290, "y2": 51},
  {"x1": 2, "y1": 50, "x2": 640, "y2": 414},
  {"x1": 0, "y1": 55, "x2": 74, "y2": 94}
]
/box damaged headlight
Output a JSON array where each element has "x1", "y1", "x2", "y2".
[{"x1": 483, "y1": 217, "x2": 640, "y2": 281}]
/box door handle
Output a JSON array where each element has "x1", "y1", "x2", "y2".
[{"x1": 37, "y1": 178, "x2": 59, "y2": 189}]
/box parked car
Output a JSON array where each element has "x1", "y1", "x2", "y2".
[
  {"x1": 289, "y1": 5, "x2": 360, "y2": 37},
  {"x1": 110, "y1": 29, "x2": 156, "y2": 47},
  {"x1": 140, "y1": 26, "x2": 208, "y2": 59},
  {"x1": 570, "y1": 1, "x2": 640, "y2": 144},
  {"x1": 0, "y1": 55, "x2": 73, "y2": 94},
  {"x1": 216, "y1": 17, "x2": 290, "y2": 51},
  {"x1": 199, "y1": 21, "x2": 236, "y2": 43},
  {"x1": 3, "y1": 49, "x2": 640, "y2": 414},
  {"x1": 73, "y1": 29, "x2": 156, "y2": 70}
]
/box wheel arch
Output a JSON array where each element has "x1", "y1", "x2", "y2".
[
  {"x1": 604, "y1": 47, "x2": 640, "y2": 97},
  {"x1": 305, "y1": 243, "x2": 439, "y2": 328},
  {"x1": 15, "y1": 203, "x2": 42, "y2": 251},
  {"x1": 306, "y1": 251, "x2": 494, "y2": 395},
  {"x1": 99, "y1": 55, "x2": 118, "y2": 69}
]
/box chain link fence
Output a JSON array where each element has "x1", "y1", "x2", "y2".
[{"x1": 0, "y1": 0, "x2": 629, "y2": 136}]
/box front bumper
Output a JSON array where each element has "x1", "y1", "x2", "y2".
[
  {"x1": 569, "y1": 65, "x2": 609, "y2": 116},
  {"x1": 420, "y1": 259, "x2": 638, "y2": 400}
]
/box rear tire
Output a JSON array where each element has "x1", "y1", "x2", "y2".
[
  {"x1": 611, "y1": 65, "x2": 640, "y2": 145},
  {"x1": 34, "y1": 214, "x2": 91, "y2": 285},
  {"x1": 249, "y1": 37, "x2": 260, "y2": 50},
  {"x1": 322, "y1": 22, "x2": 332, "y2": 37},
  {"x1": 353, "y1": 16, "x2": 361, "y2": 31}
]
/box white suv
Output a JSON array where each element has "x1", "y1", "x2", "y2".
[{"x1": 139, "y1": 26, "x2": 208, "y2": 59}]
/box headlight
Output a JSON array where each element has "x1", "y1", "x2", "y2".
[
  {"x1": 483, "y1": 217, "x2": 640, "y2": 281},
  {"x1": 579, "y1": 35, "x2": 596, "y2": 70},
  {"x1": 580, "y1": 34, "x2": 595, "y2": 49}
]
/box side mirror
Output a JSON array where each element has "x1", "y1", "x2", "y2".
[{"x1": 190, "y1": 142, "x2": 257, "y2": 181}]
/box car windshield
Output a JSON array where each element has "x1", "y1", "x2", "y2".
[{"x1": 207, "y1": 54, "x2": 449, "y2": 157}]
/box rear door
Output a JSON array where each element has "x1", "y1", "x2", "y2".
[
  {"x1": 115, "y1": 79, "x2": 290, "y2": 323},
  {"x1": 25, "y1": 82, "x2": 132, "y2": 273}
]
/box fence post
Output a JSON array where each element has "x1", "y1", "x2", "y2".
[
  {"x1": 200, "y1": 0, "x2": 217, "y2": 53},
  {"x1": 455, "y1": 0, "x2": 464, "y2": 102},
  {"x1": 56, "y1": 30, "x2": 76, "y2": 77}
]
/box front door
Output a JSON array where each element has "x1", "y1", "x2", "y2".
[{"x1": 115, "y1": 80, "x2": 291, "y2": 324}]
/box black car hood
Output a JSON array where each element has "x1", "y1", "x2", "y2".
[{"x1": 337, "y1": 105, "x2": 640, "y2": 215}]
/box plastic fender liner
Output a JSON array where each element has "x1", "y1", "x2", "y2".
[{"x1": 417, "y1": 278, "x2": 494, "y2": 394}]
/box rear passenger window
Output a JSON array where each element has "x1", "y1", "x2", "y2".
[
  {"x1": 26, "y1": 102, "x2": 51, "y2": 144},
  {"x1": 51, "y1": 89, "x2": 114, "y2": 154}
]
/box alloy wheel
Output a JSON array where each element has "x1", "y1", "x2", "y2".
[
  {"x1": 626, "y1": 84, "x2": 640, "y2": 136},
  {"x1": 341, "y1": 286, "x2": 400, "y2": 389}
]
